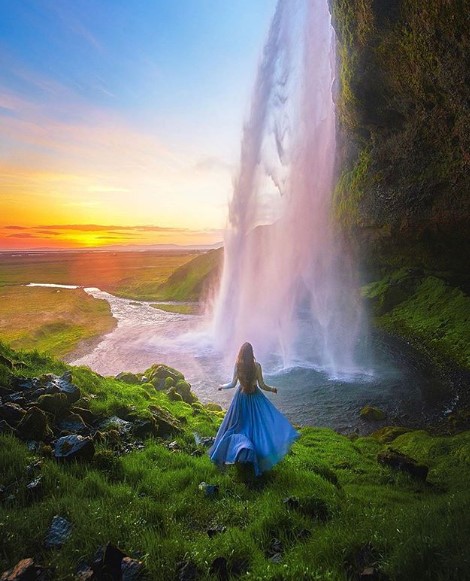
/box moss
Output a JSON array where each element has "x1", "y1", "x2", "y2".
[{"x1": 375, "y1": 276, "x2": 470, "y2": 368}]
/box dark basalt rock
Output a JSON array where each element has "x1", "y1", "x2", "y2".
[
  {"x1": 54, "y1": 371, "x2": 81, "y2": 403},
  {"x1": 0, "y1": 420, "x2": 15, "y2": 435},
  {"x1": 99, "y1": 416, "x2": 133, "y2": 435},
  {"x1": 0, "y1": 557, "x2": 49, "y2": 581},
  {"x1": 90, "y1": 543, "x2": 144, "y2": 580},
  {"x1": 121, "y1": 557, "x2": 144, "y2": 581},
  {"x1": 377, "y1": 448, "x2": 429, "y2": 480},
  {"x1": 0, "y1": 403, "x2": 25, "y2": 426},
  {"x1": 44, "y1": 515, "x2": 72, "y2": 548},
  {"x1": 16, "y1": 407, "x2": 51, "y2": 442},
  {"x1": 54, "y1": 435, "x2": 95, "y2": 461},
  {"x1": 56, "y1": 412, "x2": 89, "y2": 434},
  {"x1": 71, "y1": 406, "x2": 98, "y2": 425}
]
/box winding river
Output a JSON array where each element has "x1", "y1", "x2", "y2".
[{"x1": 28, "y1": 284, "x2": 443, "y2": 434}]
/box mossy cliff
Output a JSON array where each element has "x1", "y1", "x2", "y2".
[{"x1": 331, "y1": 0, "x2": 470, "y2": 370}]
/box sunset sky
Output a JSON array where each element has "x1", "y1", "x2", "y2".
[{"x1": 0, "y1": 0, "x2": 276, "y2": 249}]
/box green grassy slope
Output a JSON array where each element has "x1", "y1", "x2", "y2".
[
  {"x1": 0, "y1": 342, "x2": 469, "y2": 580},
  {"x1": 0, "y1": 286, "x2": 116, "y2": 358},
  {"x1": 154, "y1": 247, "x2": 223, "y2": 301}
]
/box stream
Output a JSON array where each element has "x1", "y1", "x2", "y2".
[{"x1": 26, "y1": 284, "x2": 444, "y2": 434}]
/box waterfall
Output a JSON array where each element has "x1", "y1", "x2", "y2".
[{"x1": 212, "y1": 0, "x2": 364, "y2": 376}]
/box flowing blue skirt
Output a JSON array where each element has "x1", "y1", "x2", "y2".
[{"x1": 209, "y1": 388, "x2": 299, "y2": 476}]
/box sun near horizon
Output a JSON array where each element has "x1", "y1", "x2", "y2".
[{"x1": 0, "y1": 1, "x2": 276, "y2": 251}]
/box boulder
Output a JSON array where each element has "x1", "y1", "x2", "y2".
[
  {"x1": 144, "y1": 364, "x2": 184, "y2": 391},
  {"x1": 205, "y1": 402, "x2": 223, "y2": 412},
  {"x1": 0, "y1": 420, "x2": 15, "y2": 436},
  {"x1": 148, "y1": 405, "x2": 182, "y2": 437},
  {"x1": 174, "y1": 380, "x2": 197, "y2": 404},
  {"x1": 54, "y1": 435, "x2": 95, "y2": 461},
  {"x1": 115, "y1": 372, "x2": 141, "y2": 385},
  {"x1": 44, "y1": 515, "x2": 72, "y2": 548},
  {"x1": 54, "y1": 371, "x2": 81, "y2": 403},
  {"x1": 0, "y1": 403, "x2": 26, "y2": 426},
  {"x1": 70, "y1": 406, "x2": 98, "y2": 425},
  {"x1": 57, "y1": 412, "x2": 89, "y2": 434},
  {"x1": 360, "y1": 406, "x2": 386, "y2": 421},
  {"x1": 377, "y1": 448, "x2": 428, "y2": 480},
  {"x1": 36, "y1": 393, "x2": 69, "y2": 416},
  {"x1": 99, "y1": 416, "x2": 133, "y2": 435},
  {"x1": 16, "y1": 407, "x2": 51, "y2": 441},
  {"x1": 167, "y1": 387, "x2": 183, "y2": 402}
]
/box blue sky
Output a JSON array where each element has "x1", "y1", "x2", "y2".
[{"x1": 0, "y1": 0, "x2": 276, "y2": 247}]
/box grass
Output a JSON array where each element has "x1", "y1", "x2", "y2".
[
  {"x1": 155, "y1": 248, "x2": 222, "y2": 301},
  {"x1": 0, "y1": 342, "x2": 469, "y2": 579},
  {"x1": 0, "y1": 286, "x2": 115, "y2": 358},
  {"x1": 0, "y1": 250, "x2": 196, "y2": 300},
  {"x1": 363, "y1": 272, "x2": 470, "y2": 369},
  {"x1": 150, "y1": 303, "x2": 200, "y2": 315}
]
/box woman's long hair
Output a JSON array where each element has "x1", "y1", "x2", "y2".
[{"x1": 236, "y1": 342, "x2": 256, "y2": 389}]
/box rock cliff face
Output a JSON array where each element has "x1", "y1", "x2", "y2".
[{"x1": 331, "y1": 0, "x2": 469, "y2": 281}]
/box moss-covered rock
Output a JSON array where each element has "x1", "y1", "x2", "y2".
[
  {"x1": 36, "y1": 392, "x2": 69, "y2": 416},
  {"x1": 16, "y1": 407, "x2": 52, "y2": 441},
  {"x1": 145, "y1": 364, "x2": 184, "y2": 391},
  {"x1": 115, "y1": 372, "x2": 141, "y2": 384},
  {"x1": 167, "y1": 387, "x2": 183, "y2": 402},
  {"x1": 360, "y1": 405, "x2": 386, "y2": 421},
  {"x1": 205, "y1": 402, "x2": 223, "y2": 412},
  {"x1": 371, "y1": 426, "x2": 411, "y2": 444}
]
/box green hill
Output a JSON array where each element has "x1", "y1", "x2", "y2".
[{"x1": 155, "y1": 247, "x2": 223, "y2": 301}]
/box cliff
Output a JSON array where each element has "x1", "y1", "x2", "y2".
[{"x1": 331, "y1": 0, "x2": 469, "y2": 281}]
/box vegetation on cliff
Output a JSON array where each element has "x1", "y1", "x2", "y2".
[{"x1": 1, "y1": 342, "x2": 469, "y2": 580}]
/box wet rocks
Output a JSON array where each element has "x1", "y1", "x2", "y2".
[
  {"x1": 0, "y1": 402, "x2": 25, "y2": 426},
  {"x1": 54, "y1": 435, "x2": 95, "y2": 461},
  {"x1": 377, "y1": 448, "x2": 428, "y2": 480},
  {"x1": 44, "y1": 515, "x2": 72, "y2": 548},
  {"x1": 57, "y1": 412, "x2": 89, "y2": 435}
]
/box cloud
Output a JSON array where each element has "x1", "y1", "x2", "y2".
[
  {"x1": 4, "y1": 225, "x2": 28, "y2": 230},
  {"x1": 7, "y1": 233, "x2": 36, "y2": 238},
  {"x1": 194, "y1": 156, "x2": 232, "y2": 173}
]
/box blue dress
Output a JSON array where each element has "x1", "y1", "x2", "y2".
[{"x1": 209, "y1": 366, "x2": 299, "y2": 476}]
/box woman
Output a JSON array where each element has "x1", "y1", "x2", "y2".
[{"x1": 209, "y1": 342, "x2": 299, "y2": 476}]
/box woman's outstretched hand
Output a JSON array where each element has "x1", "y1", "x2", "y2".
[
  {"x1": 218, "y1": 386, "x2": 223, "y2": 391},
  {"x1": 272, "y1": 388, "x2": 278, "y2": 394}
]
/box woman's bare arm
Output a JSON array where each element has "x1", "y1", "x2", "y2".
[
  {"x1": 218, "y1": 365, "x2": 238, "y2": 390},
  {"x1": 256, "y1": 362, "x2": 278, "y2": 393}
]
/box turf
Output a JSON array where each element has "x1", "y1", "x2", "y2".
[
  {"x1": 0, "y1": 342, "x2": 469, "y2": 580},
  {"x1": 0, "y1": 286, "x2": 115, "y2": 358}
]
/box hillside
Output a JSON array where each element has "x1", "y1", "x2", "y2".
[{"x1": 0, "y1": 342, "x2": 469, "y2": 580}]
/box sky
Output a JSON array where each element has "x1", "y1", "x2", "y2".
[{"x1": 0, "y1": 0, "x2": 276, "y2": 249}]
